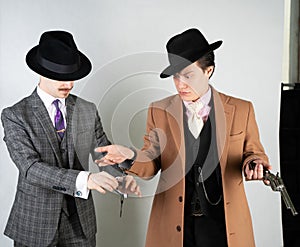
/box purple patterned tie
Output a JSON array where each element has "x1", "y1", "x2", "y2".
[{"x1": 53, "y1": 99, "x2": 65, "y2": 138}]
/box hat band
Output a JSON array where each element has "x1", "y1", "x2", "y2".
[{"x1": 36, "y1": 52, "x2": 80, "y2": 74}]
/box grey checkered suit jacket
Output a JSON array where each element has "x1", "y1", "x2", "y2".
[{"x1": 1, "y1": 88, "x2": 116, "y2": 246}]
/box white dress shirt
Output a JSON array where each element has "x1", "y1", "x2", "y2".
[{"x1": 37, "y1": 86, "x2": 90, "y2": 199}]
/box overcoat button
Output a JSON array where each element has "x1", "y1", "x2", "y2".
[
  {"x1": 178, "y1": 196, "x2": 183, "y2": 202},
  {"x1": 176, "y1": 225, "x2": 181, "y2": 232}
]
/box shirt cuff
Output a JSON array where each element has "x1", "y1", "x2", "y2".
[{"x1": 75, "y1": 171, "x2": 90, "y2": 199}]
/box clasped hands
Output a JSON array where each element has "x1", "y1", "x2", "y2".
[{"x1": 88, "y1": 145, "x2": 141, "y2": 196}]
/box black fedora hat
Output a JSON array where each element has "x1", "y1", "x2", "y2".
[
  {"x1": 160, "y1": 28, "x2": 222, "y2": 78},
  {"x1": 26, "y1": 30, "x2": 92, "y2": 81}
]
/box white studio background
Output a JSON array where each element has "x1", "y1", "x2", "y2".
[{"x1": 0, "y1": 0, "x2": 284, "y2": 247}]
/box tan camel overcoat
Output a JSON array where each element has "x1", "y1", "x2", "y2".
[{"x1": 129, "y1": 87, "x2": 269, "y2": 247}]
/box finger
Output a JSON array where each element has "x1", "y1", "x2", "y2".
[
  {"x1": 89, "y1": 179, "x2": 107, "y2": 194},
  {"x1": 257, "y1": 164, "x2": 264, "y2": 179},
  {"x1": 95, "y1": 159, "x2": 115, "y2": 166},
  {"x1": 98, "y1": 178, "x2": 118, "y2": 192},
  {"x1": 94, "y1": 184, "x2": 107, "y2": 194},
  {"x1": 92, "y1": 172, "x2": 119, "y2": 189},
  {"x1": 101, "y1": 171, "x2": 118, "y2": 180},
  {"x1": 95, "y1": 161, "x2": 115, "y2": 166},
  {"x1": 102, "y1": 175, "x2": 119, "y2": 189},
  {"x1": 125, "y1": 177, "x2": 140, "y2": 194},
  {"x1": 104, "y1": 155, "x2": 124, "y2": 163},
  {"x1": 135, "y1": 186, "x2": 142, "y2": 197},
  {"x1": 100, "y1": 183, "x2": 116, "y2": 192},
  {"x1": 253, "y1": 164, "x2": 259, "y2": 180},
  {"x1": 246, "y1": 165, "x2": 253, "y2": 180},
  {"x1": 127, "y1": 180, "x2": 137, "y2": 193},
  {"x1": 125, "y1": 176, "x2": 134, "y2": 189},
  {"x1": 94, "y1": 146, "x2": 110, "y2": 153}
]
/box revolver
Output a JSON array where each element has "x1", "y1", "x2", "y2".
[{"x1": 249, "y1": 161, "x2": 298, "y2": 216}]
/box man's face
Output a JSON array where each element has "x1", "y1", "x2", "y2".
[
  {"x1": 173, "y1": 62, "x2": 212, "y2": 101},
  {"x1": 39, "y1": 76, "x2": 74, "y2": 98}
]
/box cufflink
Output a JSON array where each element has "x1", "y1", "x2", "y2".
[{"x1": 75, "y1": 191, "x2": 82, "y2": 197}]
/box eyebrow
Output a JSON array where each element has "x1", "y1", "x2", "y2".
[{"x1": 181, "y1": 71, "x2": 194, "y2": 76}]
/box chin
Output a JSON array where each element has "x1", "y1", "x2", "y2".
[
  {"x1": 179, "y1": 96, "x2": 192, "y2": 101},
  {"x1": 60, "y1": 94, "x2": 69, "y2": 98}
]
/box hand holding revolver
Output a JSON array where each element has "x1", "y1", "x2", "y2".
[{"x1": 245, "y1": 159, "x2": 298, "y2": 216}]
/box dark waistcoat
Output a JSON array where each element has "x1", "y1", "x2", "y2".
[{"x1": 183, "y1": 101, "x2": 225, "y2": 222}]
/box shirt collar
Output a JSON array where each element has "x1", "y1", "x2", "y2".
[{"x1": 37, "y1": 85, "x2": 66, "y2": 108}]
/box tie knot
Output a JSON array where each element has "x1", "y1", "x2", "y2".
[{"x1": 53, "y1": 99, "x2": 60, "y2": 110}]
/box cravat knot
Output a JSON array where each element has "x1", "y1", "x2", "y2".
[{"x1": 186, "y1": 101, "x2": 204, "y2": 138}]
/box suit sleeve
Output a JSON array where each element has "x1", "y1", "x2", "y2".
[
  {"x1": 90, "y1": 105, "x2": 122, "y2": 177},
  {"x1": 1, "y1": 107, "x2": 80, "y2": 196}
]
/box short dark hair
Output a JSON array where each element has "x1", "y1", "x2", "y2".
[{"x1": 196, "y1": 51, "x2": 215, "y2": 78}]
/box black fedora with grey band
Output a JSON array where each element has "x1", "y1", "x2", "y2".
[
  {"x1": 160, "y1": 28, "x2": 222, "y2": 78},
  {"x1": 26, "y1": 30, "x2": 91, "y2": 81}
]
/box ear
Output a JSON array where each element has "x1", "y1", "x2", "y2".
[{"x1": 205, "y1": 66, "x2": 214, "y2": 78}]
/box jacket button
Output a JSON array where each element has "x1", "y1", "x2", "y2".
[
  {"x1": 176, "y1": 225, "x2": 181, "y2": 232},
  {"x1": 178, "y1": 196, "x2": 183, "y2": 202}
]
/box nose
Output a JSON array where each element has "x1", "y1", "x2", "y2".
[
  {"x1": 176, "y1": 78, "x2": 187, "y2": 89},
  {"x1": 62, "y1": 81, "x2": 74, "y2": 88}
]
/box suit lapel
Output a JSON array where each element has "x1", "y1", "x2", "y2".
[
  {"x1": 65, "y1": 95, "x2": 76, "y2": 169},
  {"x1": 30, "y1": 90, "x2": 63, "y2": 166},
  {"x1": 164, "y1": 95, "x2": 187, "y2": 180}
]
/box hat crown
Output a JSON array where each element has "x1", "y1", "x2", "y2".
[
  {"x1": 167, "y1": 28, "x2": 209, "y2": 55},
  {"x1": 38, "y1": 31, "x2": 80, "y2": 66},
  {"x1": 160, "y1": 28, "x2": 222, "y2": 78},
  {"x1": 26, "y1": 30, "x2": 91, "y2": 81}
]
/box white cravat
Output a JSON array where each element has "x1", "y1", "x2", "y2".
[{"x1": 186, "y1": 101, "x2": 204, "y2": 138}]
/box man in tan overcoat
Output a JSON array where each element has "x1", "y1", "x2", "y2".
[{"x1": 97, "y1": 28, "x2": 271, "y2": 247}]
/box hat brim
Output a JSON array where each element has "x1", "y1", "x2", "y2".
[
  {"x1": 26, "y1": 46, "x2": 92, "y2": 81},
  {"x1": 160, "y1": 40, "x2": 222, "y2": 78}
]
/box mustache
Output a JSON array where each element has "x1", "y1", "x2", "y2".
[{"x1": 59, "y1": 87, "x2": 73, "y2": 91}]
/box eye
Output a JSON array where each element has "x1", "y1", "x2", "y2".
[{"x1": 185, "y1": 74, "x2": 193, "y2": 80}]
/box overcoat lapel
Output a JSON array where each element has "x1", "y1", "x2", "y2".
[
  {"x1": 31, "y1": 90, "x2": 63, "y2": 167},
  {"x1": 165, "y1": 95, "x2": 184, "y2": 152},
  {"x1": 212, "y1": 88, "x2": 235, "y2": 173},
  {"x1": 155, "y1": 95, "x2": 186, "y2": 191}
]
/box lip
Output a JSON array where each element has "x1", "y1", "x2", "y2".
[
  {"x1": 59, "y1": 89, "x2": 71, "y2": 93},
  {"x1": 179, "y1": 91, "x2": 190, "y2": 95}
]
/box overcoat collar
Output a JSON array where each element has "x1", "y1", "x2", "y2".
[{"x1": 164, "y1": 86, "x2": 235, "y2": 172}]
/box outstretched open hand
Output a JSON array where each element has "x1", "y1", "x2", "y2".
[{"x1": 94, "y1": 145, "x2": 134, "y2": 166}]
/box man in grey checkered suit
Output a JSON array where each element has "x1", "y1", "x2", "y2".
[{"x1": 1, "y1": 30, "x2": 140, "y2": 247}]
